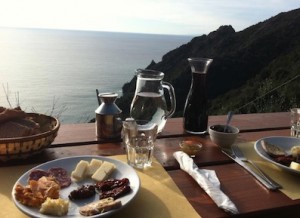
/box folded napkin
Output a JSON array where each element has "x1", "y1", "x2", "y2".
[{"x1": 173, "y1": 151, "x2": 239, "y2": 214}]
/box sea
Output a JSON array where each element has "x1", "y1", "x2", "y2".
[{"x1": 0, "y1": 28, "x2": 193, "y2": 123}]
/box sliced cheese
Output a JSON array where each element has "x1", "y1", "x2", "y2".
[
  {"x1": 71, "y1": 160, "x2": 89, "y2": 181},
  {"x1": 290, "y1": 161, "x2": 300, "y2": 170},
  {"x1": 291, "y1": 145, "x2": 300, "y2": 158},
  {"x1": 86, "y1": 159, "x2": 103, "y2": 176},
  {"x1": 91, "y1": 161, "x2": 115, "y2": 182},
  {"x1": 40, "y1": 197, "x2": 69, "y2": 216}
]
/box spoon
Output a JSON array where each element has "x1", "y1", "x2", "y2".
[{"x1": 224, "y1": 111, "x2": 233, "y2": 132}]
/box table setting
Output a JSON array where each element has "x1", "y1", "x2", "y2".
[
  {"x1": 236, "y1": 140, "x2": 300, "y2": 200},
  {"x1": 1, "y1": 155, "x2": 200, "y2": 218},
  {"x1": 0, "y1": 110, "x2": 299, "y2": 217},
  {"x1": 0, "y1": 57, "x2": 299, "y2": 217}
]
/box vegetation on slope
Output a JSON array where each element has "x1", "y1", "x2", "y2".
[{"x1": 117, "y1": 8, "x2": 300, "y2": 118}]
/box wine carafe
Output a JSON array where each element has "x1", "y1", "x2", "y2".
[
  {"x1": 130, "y1": 69, "x2": 176, "y2": 133},
  {"x1": 183, "y1": 58, "x2": 213, "y2": 134}
]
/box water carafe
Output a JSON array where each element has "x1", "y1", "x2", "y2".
[
  {"x1": 183, "y1": 58, "x2": 213, "y2": 134},
  {"x1": 130, "y1": 69, "x2": 176, "y2": 133}
]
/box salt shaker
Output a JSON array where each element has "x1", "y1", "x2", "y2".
[{"x1": 95, "y1": 93, "x2": 122, "y2": 139}]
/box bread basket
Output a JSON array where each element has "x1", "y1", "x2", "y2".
[{"x1": 0, "y1": 113, "x2": 60, "y2": 161}]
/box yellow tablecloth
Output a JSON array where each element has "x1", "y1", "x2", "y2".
[
  {"x1": 0, "y1": 155, "x2": 200, "y2": 218},
  {"x1": 237, "y1": 142, "x2": 300, "y2": 200}
]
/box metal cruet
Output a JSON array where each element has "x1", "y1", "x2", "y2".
[{"x1": 95, "y1": 93, "x2": 122, "y2": 140}]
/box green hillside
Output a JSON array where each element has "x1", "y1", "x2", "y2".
[{"x1": 117, "y1": 8, "x2": 300, "y2": 118}]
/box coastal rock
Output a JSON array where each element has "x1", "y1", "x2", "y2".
[{"x1": 117, "y1": 8, "x2": 300, "y2": 117}]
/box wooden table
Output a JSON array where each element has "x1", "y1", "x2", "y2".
[{"x1": 2, "y1": 112, "x2": 299, "y2": 217}]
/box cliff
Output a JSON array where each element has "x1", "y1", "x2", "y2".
[{"x1": 117, "y1": 8, "x2": 300, "y2": 117}]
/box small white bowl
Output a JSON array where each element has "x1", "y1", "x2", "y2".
[{"x1": 208, "y1": 124, "x2": 239, "y2": 149}]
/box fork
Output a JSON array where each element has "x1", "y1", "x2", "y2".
[{"x1": 231, "y1": 144, "x2": 282, "y2": 189}]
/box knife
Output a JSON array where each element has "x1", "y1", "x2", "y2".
[{"x1": 222, "y1": 149, "x2": 280, "y2": 191}]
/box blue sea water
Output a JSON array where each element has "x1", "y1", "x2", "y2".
[{"x1": 0, "y1": 28, "x2": 193, "y2": 123}]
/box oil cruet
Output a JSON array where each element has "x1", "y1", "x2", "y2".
[
  {"x1": 130, "y1": 69, "x2": 176, "y2": 133},
  {"x1": 95, "y1": 93, "x2": 122, "y2": 139},
  {"x1": 183, "y1": 58, "x2": 213, "y2": 134}
]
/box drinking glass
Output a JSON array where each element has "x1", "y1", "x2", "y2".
[
  {"x1": 291, "y1": 108, "x2": 300, "y2": 138},
  {"x1": 123, "y1": 119, "x2": 158, "y2": 169}
]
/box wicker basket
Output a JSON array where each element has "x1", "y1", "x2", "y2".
[{"x1": 0, "y1": 113, "x2": 60, "y2": 161}]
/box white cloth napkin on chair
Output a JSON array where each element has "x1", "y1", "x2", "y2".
[{"x1": 173, "y1": 151, "x2": 239, "y2": 214}]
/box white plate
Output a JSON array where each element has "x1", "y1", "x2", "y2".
[
  {"x1": 254, "y1": 136, "x2": 300, "y2": 175},
  {"x1": 12, "y1": 155, "x2": 140, "y2": 218}
]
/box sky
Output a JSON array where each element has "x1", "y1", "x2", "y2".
[{"x1": 0, "y1": 0, "x2": 299, "y2": 36}]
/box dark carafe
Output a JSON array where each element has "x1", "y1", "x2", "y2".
[{"x1": 183, "y1": 58, "x2": 213, "y2": 134}]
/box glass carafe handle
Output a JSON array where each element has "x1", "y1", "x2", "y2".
[{"x1": 162, "y1": 82, "x2": 176, "y2": 118}]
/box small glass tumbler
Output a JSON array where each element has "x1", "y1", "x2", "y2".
[
  {"x1": 291, "y1": 108, "x2": 300, "y2": 138},
  {"x1": 123, "y1": 119, "x2": 158, "y2": 169}
]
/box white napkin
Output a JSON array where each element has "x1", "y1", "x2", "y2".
[{"x1": 173, "y1": 151, "x2": 239, "y2": 214}]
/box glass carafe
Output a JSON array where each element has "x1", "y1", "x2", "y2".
[
  {"x1": 130, "y1": 69, "x2": 176, "y2": 133},
  {"x1": 183, "y1": 58, "x2": 213, "y2": 134}
]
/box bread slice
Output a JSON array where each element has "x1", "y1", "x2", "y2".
[
  {"x1": 0, "y1": 121, "x2": 32, "y2": 138},
  {"x1": 0, "y1": 107, "x2": 26, "y2": 124},
  {"x1": 79, "y1": 197, "x2": 121, "y2": 216},
  {"x1": 261, "y1": 140, "x2": 286, "y2": 157},
  {"x1": 91, "y1": 161, "x2": 115, "y2": 182}
]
